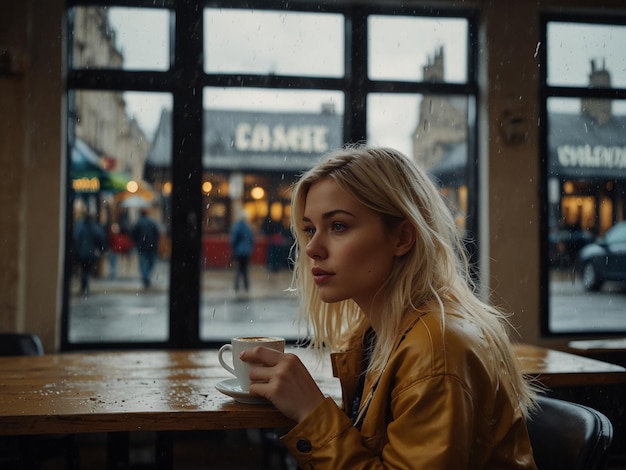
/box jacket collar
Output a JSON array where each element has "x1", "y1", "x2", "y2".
[{"x1": 330, "y1": 310, "x2": 426, "y2": 410}]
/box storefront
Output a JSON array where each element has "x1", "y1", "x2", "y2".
[
  {"x1": 548, "y1": 112, "x2": 626, "y2": 235},
  {"x1": 145, "y1": 108, "x2": 343, "y2": 267},
  {"x1": 547, "y1": 111, "x2": 626, "y2": 265}
]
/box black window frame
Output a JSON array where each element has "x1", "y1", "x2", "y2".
[
  {"x1": 539, "y1": 12, "x2": 626, "y2": 337},
  {"x1": 63, "y1": 0, "x2": 480, "y2": 351}
]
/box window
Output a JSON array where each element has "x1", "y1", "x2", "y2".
[
  {"x1": 64, "y1": 1, "x2": 478, "y2": 350},
  {"x1": 541, "y1": 15, "x2": 626, "y2": 335}
]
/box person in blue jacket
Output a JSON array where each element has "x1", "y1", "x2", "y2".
[
  {"x1": 131, "y1": 208, "x2": 160, "y2": 288},
  {"x1": 73, "y1": 211, "x2": 107, "y2": 296},
  {"x1": 231, "y1": 211, "x2": 255, "y2": 293}
]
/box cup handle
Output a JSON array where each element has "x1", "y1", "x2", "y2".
[{"x1": 218, "y1": 344, "x2": 236, "y2": 376}]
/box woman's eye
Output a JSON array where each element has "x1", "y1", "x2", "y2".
[
  {"x1": 331, "y1": 222, "x2": 347, "y2": 232},
  {"x1": 303, "y1": 226, "x2": 316, "y2": 237}
]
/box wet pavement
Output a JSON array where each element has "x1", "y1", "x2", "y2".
[
  {"x1": 69, "y1": 259, "x2": 300, "y2": 343},
  {"x1": 68, "y1": 258, "x2": 626, "y2": 344}
]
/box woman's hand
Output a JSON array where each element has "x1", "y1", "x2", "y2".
[{"x1": 240, "y1": 347, "x2": 325, "y2": 423}]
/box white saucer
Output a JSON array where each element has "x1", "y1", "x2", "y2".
[{"x1": 215, "y1": 378, "x2": 270, "y2": 405}]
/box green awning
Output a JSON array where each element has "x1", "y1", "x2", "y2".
[{"x1": 71, "y1": 139, "x2": 129, "y2": 193}]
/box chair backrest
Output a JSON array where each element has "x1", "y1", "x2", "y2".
[
  {"x1": 527, "y1": 395, "x2": 613, "y2": 470},
  {"x1": 0, "y1": 333, "x2": 44, "y2": 356}
]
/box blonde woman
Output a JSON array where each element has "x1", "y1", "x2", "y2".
[{"x1": 241, "y1": 146, "x2": 537, "y2": 469}]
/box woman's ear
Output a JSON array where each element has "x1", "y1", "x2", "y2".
[{"x1": 394, "y1": 220, "x2": 416, "y2": 257}]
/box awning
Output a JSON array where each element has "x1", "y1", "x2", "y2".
[{"x1": 71, "y1": 138, "x2": 130, "y2": 193}]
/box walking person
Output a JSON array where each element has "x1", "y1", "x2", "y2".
[
  {"x1": 73, "y1": 211, "x2": 107, "y2": 296},
  {"x1": 231, "y1": 211, "x2": 255, "y2": 293},
  {"x1": 131, "y1": 208, "x2": 160, "y2": 289},
  {"x1": 240, "y1": 146, "x2": 538, "y2": 469}
]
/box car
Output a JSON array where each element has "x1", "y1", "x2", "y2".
[{"x1": 578, "y1": 221, "x2": 626, "y2": 291}]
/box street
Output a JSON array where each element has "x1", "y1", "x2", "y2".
[
  {"x1": 549, "y1": 275, "x2": 626, "y2": 333},
  {"x1": 69, "y1": 262, "x2": 299, "y2": 343},
  {"x1": 68, "y1": 261, "x2": 626, "y2": 344}
]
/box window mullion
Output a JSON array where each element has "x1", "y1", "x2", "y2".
[
  {"x1": 344, "y1": 7, "x2": 368, "y2": 144},
  {"x1": 169, "y1": 1, "x2": 204, "y2": 347}
]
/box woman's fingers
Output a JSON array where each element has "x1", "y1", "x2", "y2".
[
  {"x1": 240, "y1": 348, "x2": 324, "y2": 422},
  {"x1": 240, "y1": 345, "x2": 282, "y2": 366}
]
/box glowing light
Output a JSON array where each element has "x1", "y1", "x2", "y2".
[
  {"x1": 251, "y1": 186, "x2": 265, "y2": 200},
  {"x1": 162, "y1": 181, "x2": 172, "y2": 196},
  {"x1": 126, "y1": 180, "x2": 139, "y2": 193}
]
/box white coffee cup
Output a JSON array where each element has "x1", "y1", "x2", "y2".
[{"x1": 218, "y1": 336, "x2": 285, "y2": 392}]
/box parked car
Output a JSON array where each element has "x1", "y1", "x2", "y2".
[{"x1": 578, "y1": 221, "x2": 626, "y2": 291}]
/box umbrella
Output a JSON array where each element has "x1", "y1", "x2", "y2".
[{"x1": 120, "y1": 195, "x2": 151, "y2": 208}]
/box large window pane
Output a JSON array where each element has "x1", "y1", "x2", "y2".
[
  {"x1": 547, "y1": 94, "x2": 626, "y2": 333},
  {"x1": 547, "y1": 22, "x2": 626, "y2": 88},
  {"x1": 204, "y1": 9, "x2": 344, "y2": 77},
  {"x1": 200, "y1": 88, "x2": 344, "y2": 342},
  {"x1": 545, "y1": 18, "x2": 626, "y2": 336},
  {"x1": 69, "y1": 91, "x2": 173, "y2": 343},
  {"x1": 71, "y1": 7, "x2": 170, "y2": 71},
  {"x1": 368, "y1": 15, "x2": 468, "y2": 83},
  {"x1": 65, "y1": 3, "x2": 477, "y2": 349}
]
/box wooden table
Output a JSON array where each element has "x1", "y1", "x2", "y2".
[
  {"x1": 1, "y1": 344, "x2": 624, "y2": 437},
  {"x1": 514, "y1": 342, "x2": 626, "y2": 387},
  {"x1": 568, "y1": 338, "x2": 626, "y2": 354},
  {"x1": 0, "y1": 348, "x2": 337, "y2": 436}
]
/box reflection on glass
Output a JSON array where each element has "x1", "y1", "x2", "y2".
[
  {"x1": 547, "y1": 94, "x2": 626, "y2": 334},
  {"x1": 68, "y1": 90, "x2": 172, "y2": 343},
  {"x1": 368, "y1": 15, "x2": 468, "y2": 83},
  {"x1": 547, "y1": 22, "x2": 626, "y2": 88},
  {"x1": 368, "y1": 92, "x2": 470, "y2": 232},
  {"x1": 199, "y1": 88, "x2": 344, "y2": 342},
  {"x1": 71, "y1": 6, "x2": 170, "y2": 70},
  {"x1": 204, "y1": 8, "x2": 344, "y2": 77}
]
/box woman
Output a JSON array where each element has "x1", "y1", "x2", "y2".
[{"x1": 241, "y1": 145, "x2": 537, "y2": 468}]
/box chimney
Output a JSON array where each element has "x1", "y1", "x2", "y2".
[
  {"x1": 581, "y1": 59, "x2": 612, "y2": 125},
  {"x1": 423, "y1": 46, "x2": 444, "y2": 82}
]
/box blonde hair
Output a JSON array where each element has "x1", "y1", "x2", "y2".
[{"x1": 290, "y1": 145, "x2": 536, "y2": 416}]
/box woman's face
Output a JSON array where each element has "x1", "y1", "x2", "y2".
[{"x1": 302, "y1": 177, "x2": 403, "y2": 314}]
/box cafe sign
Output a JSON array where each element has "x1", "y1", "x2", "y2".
[
  {"x1": 73, "y1": 176, "x2": 100, "y2": 193},
  {"x1": 557, "y1": 145, "x2": 626, "y2": 170},
  {"x1": 234, "y1": 123, "x2": 330, "y2": 154}
]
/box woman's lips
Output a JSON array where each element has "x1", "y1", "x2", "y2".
[{"x1": 312, "y1": 267, "x2": 334, "y2": 284}]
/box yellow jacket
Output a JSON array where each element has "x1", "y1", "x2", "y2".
[{"x1": 281, "y1": 310, "x2": 537, "y2": 469}]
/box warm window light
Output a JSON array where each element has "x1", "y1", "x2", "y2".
[
  {"x1": 270, "y1": 201, "x2": 282, "y2": 221},
  {"x1": 251, "y1": 186, "x2": 265, "y2": 200},
  {"x1": 126, "y1": 180, "x2": 139, "y2": 193},
  {"x1": 202, "y1": 181, "x2": 213, "y2": 194},
  {"x1": 219, "y1": 180, "x2": 229, "y2": 195},
  {"x1": 162, "y1": 181, "x2": 172, "y2": 196},
  {"x1": 563, "y1": 181, "x2": 574, "y2": 194}
]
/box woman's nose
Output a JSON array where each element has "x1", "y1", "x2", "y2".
[{"x1": 305, "y1": 234, "x2": 326, "y2": 260}]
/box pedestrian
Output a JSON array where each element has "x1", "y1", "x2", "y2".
[
  {"x1": 107, "y1": 222, "x2": 133, "y2": 279},
  {"x1": 73, "y1": 211, "x2": 107, "y2": 296},
  {"x1": 240, "y1": 146, "x2": 538, "y2": 468},
  {"x1": 230, "y1": 210, "x2": 255, "y2": 293},
  {"x1": 131, "y1": 208, "x2": 160, "y2": 288}
]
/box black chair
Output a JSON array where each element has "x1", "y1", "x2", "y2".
[
  {"x1": 527, "y1": 395, "x2": 614, "y2": 470},
  {"x1": 0, "y1": 332, "x2": 80, "y2": 470},
  {"x1": 0, "y1": 333, "x2": 44, "y2": 356}
]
